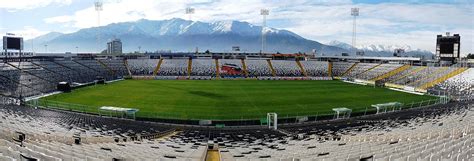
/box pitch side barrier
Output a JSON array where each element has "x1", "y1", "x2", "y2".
[
  {"x1": 21, "y1": 77, "x2": 446, "y2": 126},
  {"x1": 132, "y1": 75, "x2": 332, "y2": 80},
  {"x1": 25, "y1": 97, "x2": 444, "y2": 126},
  {"x1": 0, "y1": 94, "x2": 21, "y2": 105},
  {"x1": 20, "y1": 78, "x2": 126, "y2": 102}
]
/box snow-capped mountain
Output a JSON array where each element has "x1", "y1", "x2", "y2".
[
  {"x1": 327, "y1": 40, "x2": 355, "y2": 51},
  {"x1": 26, "y1": 18, "x2": 432, "y2": 58},
  {"x1": 358, "y1": 44, "x2": 427, "y2": 53},
  {"x1": 326, "y1": 40, "x2": 433, "y2": 58},
  {"x1": 27, "y1": 18, "x2": 344, "y2": 53}
]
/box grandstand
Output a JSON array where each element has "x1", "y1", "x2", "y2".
[
  {"x1": 0, "y1": 97, "x2": 472, "y2": 160},
  {"x1": 0, "y1": 56, "x2": 473, "y2": 160},
  {"x1": 432, "y1": 68, "x2": 474, "y2": 100},
  {"x1": 245, "y1": 59, "x2": 274, "y2": 78}
]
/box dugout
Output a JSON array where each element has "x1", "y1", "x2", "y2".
[
  {"x1": 57, "y1": 82, "x2": 71, "y2": 92},
  {"x1": 375, "y1": 80, "x2": 385, "y2": 87},
  {"x1": 372, "y1": 102, "x2": 403, "y2": 114},
  {"x1": 332, "y1": 108, "x2": 352, "y2": 119},
  {"x1": 96, "y1": 76, "x2": 106, "y2": 84},
  {"x1": 98, "y1": 106, "x2": 139, "y2": 120}
]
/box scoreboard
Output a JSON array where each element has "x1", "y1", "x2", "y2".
[
  {"x1": 436, "y1": 33, "x2": 460, "y2": 62},
  {"x1": 3, "y1": 36, "x2": 23, "y2": 51}
]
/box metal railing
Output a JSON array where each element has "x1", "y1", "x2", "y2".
[
  {"x1": 0, "y1": 95, "x2": 21, "y2": 105},
  {"x1": 25, "y1": 97, "x2": 446, "y2": 125}
]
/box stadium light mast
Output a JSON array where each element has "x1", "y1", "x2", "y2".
[
  {"x1": 351, "y1": 8, "x2": 359, "y2": 56},
  {"x1": 95, "y1": 0, "x2": 103, "y2": 53},
  {"x1": 185, "y1": 7, "x2": 195, "y2": 21},
  {"x1": 185, "y1": 7, "x2": 196, "y2": 52},
  {"x1": 260, "y1": 9, "x2": 269, "y2": 55}
]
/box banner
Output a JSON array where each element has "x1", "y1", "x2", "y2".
[{"x1": 220, "y1": 63, "x2": 243, "y2": 76}]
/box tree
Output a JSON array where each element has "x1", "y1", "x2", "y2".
[{"x1": 467, "y1": 53, "x2": 474, "y2": 59}]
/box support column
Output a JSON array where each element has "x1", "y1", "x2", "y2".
[{"x1": 215, "y1": 59, "x2": 220, "y2": 80}]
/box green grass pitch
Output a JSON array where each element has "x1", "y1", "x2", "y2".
[{"x1": 41, "y1": 80, "x2": 435, "y2": 120}]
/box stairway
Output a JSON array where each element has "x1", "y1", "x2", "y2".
[
  {"x1": 73, "y1": 60, "x2": 102, "y2": 74},
  {"x1": 295, "y1": 60, "x2": 308, "y2": 77},
  {"x1": 341, "y1": 62, "x2": 358, "y2": 77},
  {"x1": 187, "y1": 58, "x2": 192, "y2": 78},
  {"x1": 97, "y1": 59, "x2": 115, "y2": 76},
  {"x1": 328, "y1": 62, "x2": 333, "y2": 77},
  {"x1": 153, "y1": 58, "x2": 163, "y2": 76},
  {"x1": 241, "y1": 59, "x2": 249, "y2": 78},
  {"x1": 123, "y1": 59, "x2": 133, "y2": 77},
  {"x1": 371, "y1": 64, "x2": 411, "y2": 81},
  {"x1": 266, "y1": 59, "x2": 276, "y2": 77},
  {"x1": 5, "y1": 62, "x2": 54, "y2": 84},
  {"x1": 277, "y1": 129, "x2": 294, "y2": 136},
  {"x1": 419, "y1": 67, "x2": 468, "y2": 90},
  {"x1": 389, "y1": 66, "x2": 427, "y2": 83},
  {"x1": 205, "y1": 149, "x2": 220, "y2": 161},
  {"x1": 0, "y1": 73, "x2": 44, "y2": 93},
  {"x1": 215, "y1": 59, "x2": 220, "y2": 80},
  {"x1": 408, "y1": 67, "x2": 449, "y2": 86},
  {"x1": 30, "y1": 61, "x2": 71, "y2": 80},
  {"x1": 354, "y1": 63, "x2": 382, "y2": 78}
]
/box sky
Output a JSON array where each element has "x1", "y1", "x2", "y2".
[{"x1": 0, "y1": 0, "x2": 473, "y2": 55}]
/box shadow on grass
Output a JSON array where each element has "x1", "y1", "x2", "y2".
[{"x1": 189, "y1": 91, "x2": 227, "y2": 99}]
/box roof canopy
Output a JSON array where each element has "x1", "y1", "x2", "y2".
[
  {"x1": 371, "y1": 102, "x2": 402, "y2": 108},
  {"x1": 332, "y1": 107, "x2": 352, "y2": 112},
  {"x1": 332, "y1": 107, "x2": 352, "y2": 119},
  {"x1": 371, "y1": 102, "x2": 403, "y2": 114}
]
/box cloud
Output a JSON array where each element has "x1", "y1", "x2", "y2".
[
  {"x1": 44, "y1": 15, "x2": 74, "y2": 23},
  {"x1": 41, "y1": 0, "x2": 473, "y2": 54},
  {"x1": 42, "y1": 0, "x2": 352, "y2": 28},
  {"x1": 6, "y1": 26, "x2": 49, "y2": 40},
  {"x1": 0, "y1": 0, "x2": 72, "y2": 11},
  {"x1": 279, "y1": 3, "x2": 473, "y2": 54}
]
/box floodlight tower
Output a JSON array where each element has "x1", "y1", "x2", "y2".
[
  {"x1": 186, "y1": 7, "x2": 195, "y2": 21},
  {"x1": 95, "y1": 0, "x2": 103, "y2": 53},
  {"x1": 351, "y1": 8, "x2": 359, "y2": 56},
  {"x1": 260, "y1": 9, "x2": 269, "y2": 54}
]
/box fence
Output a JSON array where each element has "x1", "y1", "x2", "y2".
[
  {"x1": 25, "y1": 97, "x2": 446, "y2": 125},
  {"x1": 0, "y1": 95, "x2": 21, "y2": 105},
  {"x1": 428, "y1": 88, "x2": 473, "y2": 102},
  {"x1": 26, "y1": 99, "x2": 97, "y2": 114}
]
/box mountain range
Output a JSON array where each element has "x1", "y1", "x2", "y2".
[
  {"x1": 327, "y1": 40, "x2": 433, "y2": 58},
  {"x1": 21, "y1": 18, "x2": 432, "y2": 58}
]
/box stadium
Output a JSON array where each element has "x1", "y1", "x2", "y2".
[
  {"x1": 1, "y1": 1, "x2": 473, "y2": 161},
  {"x1": 0, "y1": 54, "x2": 473, "y2": 160}
]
